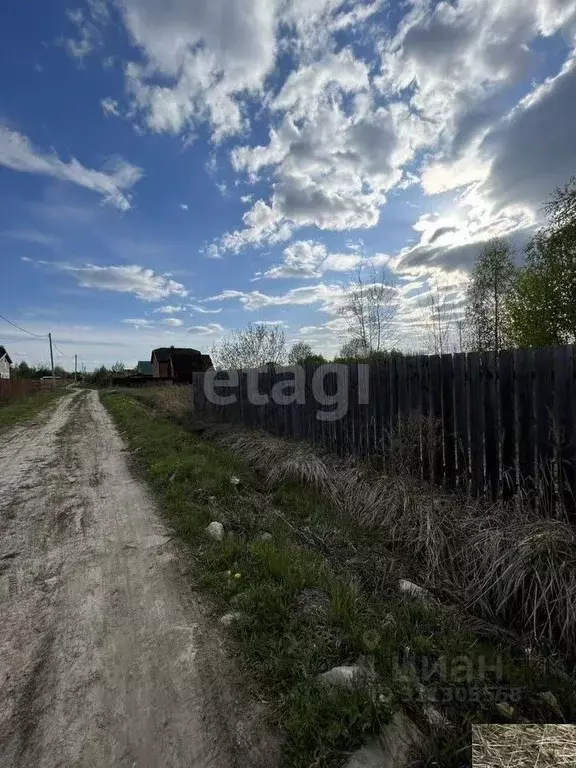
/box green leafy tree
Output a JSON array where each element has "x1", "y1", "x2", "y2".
[
  {"x1": 508, "y1": 178, "x2": 576, "y2": 347},
  {"x1": 466, "y1": 238, "x2": 516, "y2": 354},
  {"x1": 111, "y1": 361, "x2": 126, "y2": 373}
]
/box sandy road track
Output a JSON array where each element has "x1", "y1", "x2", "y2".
[{"x1": 0, "y1": 390, "x2": 268, "y2": 768}]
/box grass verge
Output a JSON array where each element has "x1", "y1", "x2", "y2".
[
  {"x1": 102, "y1": 390, "x2": 576, "y2": 768},
  {"x1": 0, "y1": 388, "x2": 69, "y2": 431}
]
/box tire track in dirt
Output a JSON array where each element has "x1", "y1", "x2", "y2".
[{"x1": 0, "y1": 389, "x2": 276, "y2": 768}]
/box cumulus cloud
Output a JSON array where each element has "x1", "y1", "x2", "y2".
[
  {"x1": 161, "y1": 317, "x2": 184, "y2": 327},
  {"x1": 480, "y1": 55, "x2": 576, "y2": 213},
  {"x1": 115, "y1": 0, "x2": 280, "y2": 141},
  {"x1": 40, "y1": 262, "x2": 188, "y2": 300},
  {"x1": 377, "y1": 0, "x2": 576, "y2": 160},
  {"x1": 0, "y1": 125, "x2": 142, "y2": 210},
  {"x1": 263, "y1": 240, "x2": 361, "y2": 279}
]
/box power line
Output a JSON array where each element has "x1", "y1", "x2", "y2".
[
  {"x1": 51, "y1": 340, "x2": 68, "y2": 357},
  {"x1": 0, "y1": 313, "x2": 47, "y2": 339}
]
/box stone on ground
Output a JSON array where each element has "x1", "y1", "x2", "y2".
[
  {"x1": 205, "y1": 521, "x2": 224, "y2": 541},
  {"x1": 318, "y1": 665, "x2": 365, "y2": 688},
  {"x1": 398, "y1": 579, "x2": 432, "y2": 601},
  {"x1": 220, "y1": 612, "x2": 243, "y2": 626}
]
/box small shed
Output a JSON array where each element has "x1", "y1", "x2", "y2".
[{"x1": 0, "y1": 346, "x2": 12, "y2": 379}]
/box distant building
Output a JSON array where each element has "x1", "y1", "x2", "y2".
[
  {"x1": 136, "y1": 361, "x2": 153, "y2": 377},
  {"x1": 0, "y1": 346, "x2": 12, "y2": 379},
  {"x1": 151, "y1": 347, "x2": 213, "y2": 383}
]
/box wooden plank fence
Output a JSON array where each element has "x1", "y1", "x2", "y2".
[{"x1": 192, "y1": 344, "x2": 576, "y2": 518}]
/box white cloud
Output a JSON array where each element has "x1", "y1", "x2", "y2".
[
  {"x1": 179, "y1": 203, "x2": 189, "y2": 211},
  {"x1": 0, "y1": 125, "x2": 142, "y2": 210},
  {"x1": 188, "y1": 304, "x2": 223, "y2": 314},
  {"x1": 121, "y1": 318, "x2": 154, "y2": 328},
  {"x1": 376, "y1": 0, "x2": 576, "y2": 161},
  {"x1": 272, "y1": 48, "x2": 370, "y2": 118},
  {"x1": 116, "y1": 0, "x2": 281, "y2": 141},
  {"x1": 263, "y1": 240, "x2": 361, "y2": 279},
  {"x1": 205, "y1": 282, "x2": 346, "y2": 313},
  {"x1": 35, "y1": 262, "x2": 188, "y2": 301},
  {"x1": 187, "y1": 323, "x2": 225, "y2": 335},
  {"x1": 61, "y1": 0, "x2": 110, "y2": 61},
  {"x1": 101, "y1": 97, "x2": 120, "y2": 117},
  {"x1": 153, "y1": 305, "x2": 187, "y2": 314},
  {"x1": 219, "y1": 56, "x2": 431, "y2": 251},
  {"x1": 161, "y1": 317, "x2": 184, "y2": 327}
]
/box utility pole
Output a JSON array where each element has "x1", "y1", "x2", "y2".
[
  {"x1": 48, "y1": 332, "x2": 55, "y2": 387},
  {"x1": 74, "y1": 354, "x2": 78, "y2": 382}
]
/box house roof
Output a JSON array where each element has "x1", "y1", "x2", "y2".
[
  {"x1": 0, "y1": 346, "x2": 12, "y2": 364},
  {"x1": 151, "y1": 346, "x2": 201, "y2": 363},
  {"x1": 170, "y1": 350, "x2": 206, "y2": 376},
  {"x1": 136, "y1": 360, "x2": 153, "y2": 375}
]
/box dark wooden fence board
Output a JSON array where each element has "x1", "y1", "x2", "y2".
[
  {"x1": 429, "y1": 355, "x2": 443, "y2": 485},
  {"x1": 453, "y1": 353, "x2": 468, "y2": 491},
  {"x1": 516, "y1": 348, "x2": 536, "y2": 502},
  {"x1": 467, "y1": 352, "x2": 484, "y2": 497},
  {"x1": 441, "y1": 354, "x2": 456, "y2": 489},
  {"x1": 534, "y1": 347, "x2": 555, "y2": 515},
  {"x1": 554, "y1": 345, "x2": 576, "y2": 521},
  {"x1": 417, "y1": 355, "x2": 431, "y2": 482},
  {"x1": 498, "y1": 350, "x2": 516, "y2": 501},
  {"x1": 482, "y1": 352, "x2": 499, "y2": 501}
]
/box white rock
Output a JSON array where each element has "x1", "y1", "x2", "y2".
[
  {"x1": 318, "y1": 665, "x2": 365, "y2": 689},
  {"x1": 220, "y1": 612, "x2": 242, "y2": 626},
  {"x1": 230, "y1": 475, "x2": 240, "y2": 486},
  {"x1": 344, "y1": 712, "x2": 425, "y2": 768},
  {"x1": 398, "y1": 579, "x2": 432, "y2": 601},
  {"x1": 205, "y1": 521, "x2": 224, "y2": 541}
]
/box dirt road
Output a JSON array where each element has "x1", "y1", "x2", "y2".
[{"x1": 0, "y1": 390, "x2": 264, "y2": 768}]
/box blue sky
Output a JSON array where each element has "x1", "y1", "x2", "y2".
[{"x1": 2, "y1": 0, "x2": 576, "y2": 369}]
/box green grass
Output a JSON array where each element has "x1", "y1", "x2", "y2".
[
  {"x1": 102, "y1": 390, "x2": 576, "y2": 768},
  {"x1": 0, "y1": 387, "x2": 68, "y2": 431}
]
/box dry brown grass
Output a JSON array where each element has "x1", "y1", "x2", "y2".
[
  {"x1": 133, "y1": 385, "x2": 194, "y2": 421},
  {"x1": 472, "y1": 725, "x2": 576, "y2": 767},
  {"x1": 205, "y1": 420, "x2": 576, "y2": 653}
]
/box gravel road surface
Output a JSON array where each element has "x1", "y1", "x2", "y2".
[{"x1": 0, "y1": 390, "x2": 271, "y2": 768}]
